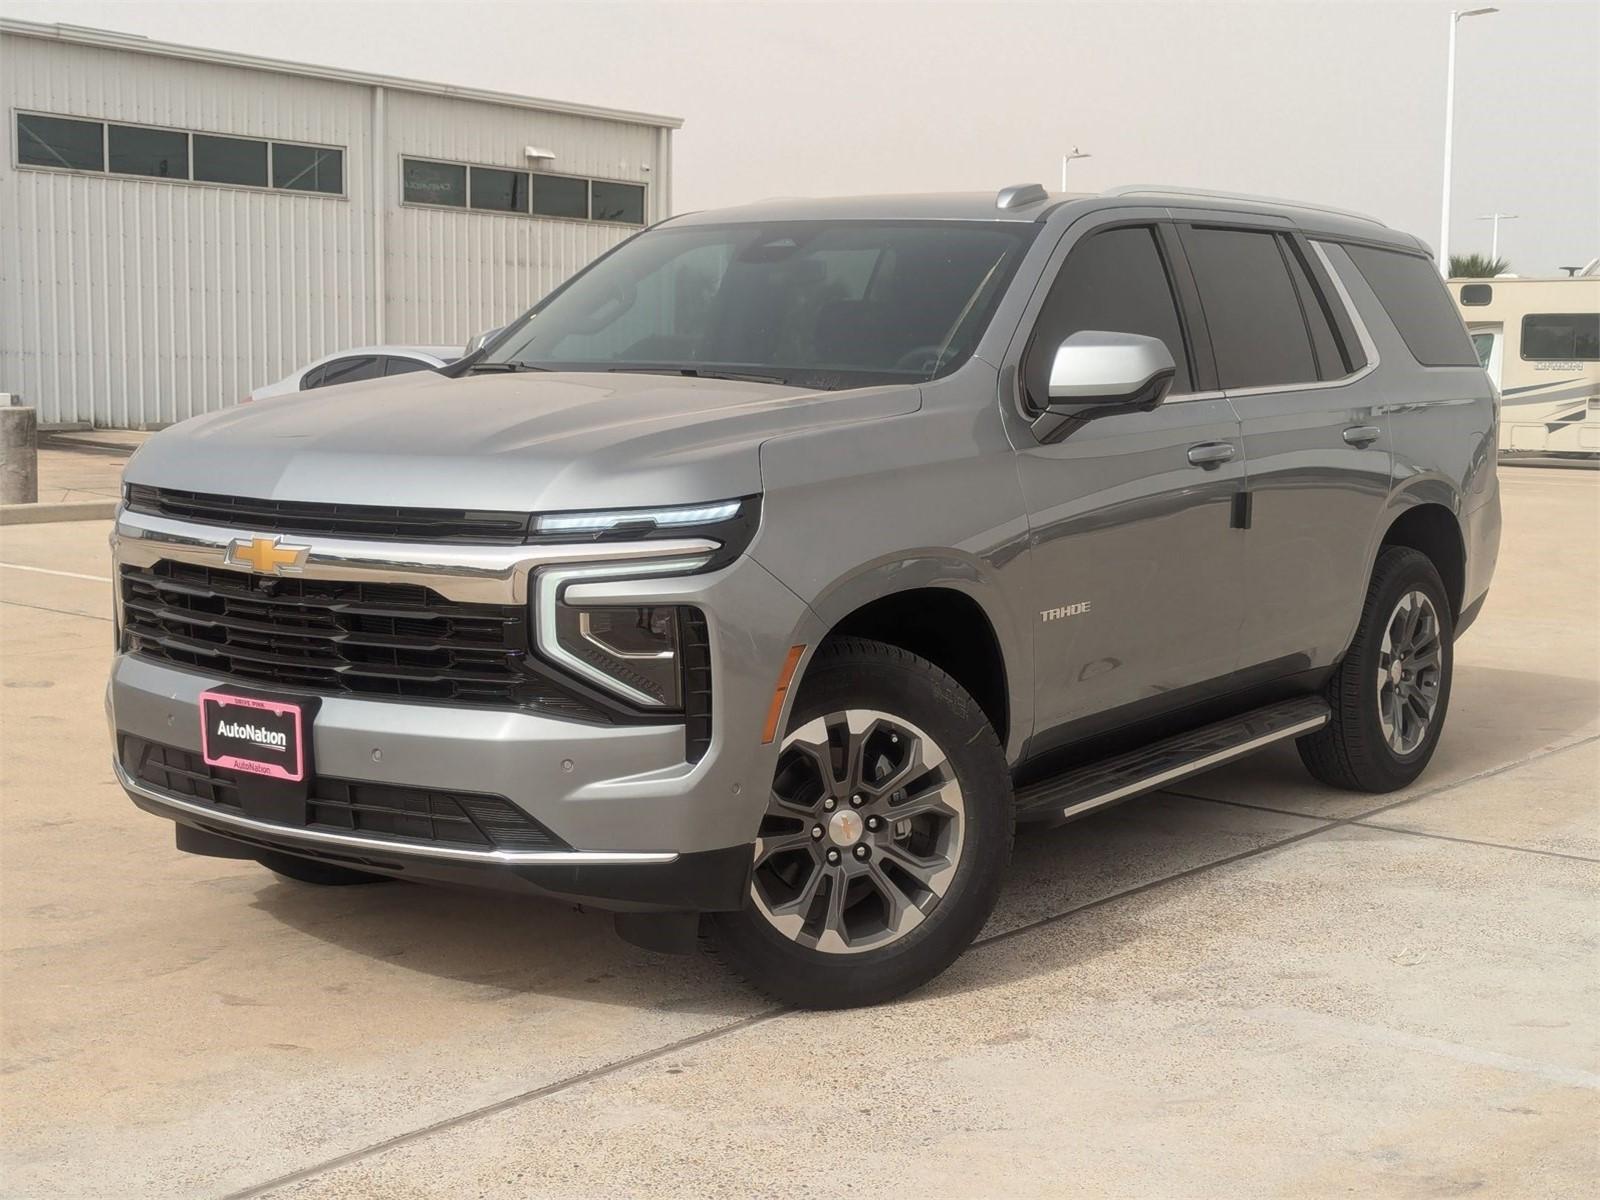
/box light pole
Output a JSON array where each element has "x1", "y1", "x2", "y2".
[
  {"x1": 1439, "y1": 7, "x2": 1498, "y2": 274},
  {"x1": 1060, "y1": 147, "x2": 1091, "y2": 192},
  {"x1": 1475, "y1": 212, "x2": 1518, "y2": 262}
]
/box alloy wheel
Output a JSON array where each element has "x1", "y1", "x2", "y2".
[
  {"x1": 1376, "y1": 589, "x2": 1443, "y2": 756},
  {"x1": 751, "y1": 709, "x2": 966, "y2": 955}
]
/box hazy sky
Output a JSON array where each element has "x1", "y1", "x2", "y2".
[{"x1": 7, "y1": 0, "x2": 1598, "y2": 273}]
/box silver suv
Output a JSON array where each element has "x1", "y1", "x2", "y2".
[{"x1": 110, "y1": 184, "x2": 1501, "y2": 1007}]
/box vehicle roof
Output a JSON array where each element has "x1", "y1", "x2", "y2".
[{"x1": 663, "y1": 186, "x2": 1425, "y2": 253}]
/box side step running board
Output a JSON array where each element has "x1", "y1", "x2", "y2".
[{"x1": 1013, "y1": 696, "x2": 1331, "y2": 826}]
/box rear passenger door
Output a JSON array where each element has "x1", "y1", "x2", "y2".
[
  {"x1": 1011, "y1": 218, "x2": 1247, "y2": 742},
  {"x1": 1177, "y1": 221, "x2": 1388, "y2": 678}
]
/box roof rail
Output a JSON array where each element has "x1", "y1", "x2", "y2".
[
  {"x1": 1105, "y1": 185, "x2": 1385, "y2": 227},
  {"x1": 996, "y1": 183, "x2": 1049, "y2": 211}
]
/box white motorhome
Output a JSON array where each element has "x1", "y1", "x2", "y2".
[{"x1": 1452, "y1": 271, "x2": 1600, "y2": 454}]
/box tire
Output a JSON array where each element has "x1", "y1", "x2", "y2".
[
  {"x1": 255, "y1": 849, "x2": 394, "y2": 886},
  {"x1": 706, "y1": 637, "x2": 1013, "y2": 1009},
  {"x1": 1298, "y1": 546, "x2": 1454, "y2": 792}
]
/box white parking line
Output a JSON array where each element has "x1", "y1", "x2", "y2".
[{"x1": 0, "y1": 562, "x2": 112, "y2": 583}]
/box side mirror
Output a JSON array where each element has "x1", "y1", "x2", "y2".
[
  {"x1": 463, "y1": 326, "x2": 504, "y2": 357},
  {"x1": 1031, "y1": 331, "x2": 1177, "y2": 444}
]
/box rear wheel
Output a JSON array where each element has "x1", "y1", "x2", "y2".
[
  {"x1": 255, "y1": 850, "x2": 393, "y2": 886},
  {"x1": 706, "y1": 638, "x2": 1012, "y2": 1009},
  {"x1": 1298, "y1": 547, "x2": 1454, "y2": 792}
]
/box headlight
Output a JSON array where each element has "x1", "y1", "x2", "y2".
[
  {"x1": 530, "y1": 498, "x2": 756, "y2": 709},
  {"x1": 553, "y1": 604, "x2": 685, "y2": 708},
  {"x1": 534, "y1": 555, "x2": 712, "y2": 709}
]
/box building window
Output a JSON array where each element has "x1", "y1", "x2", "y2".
[
  {"x1": 16, "y1": 113, "x2": 103, "y2": 171},
  {"x1": 532, "y1": 173, "x2": 590, "y2": 219},
  {"x1": 15, "y1": 111, "x2": 344, "y2": 198},
  {"x1": 402, "y1": 159, "x2": 466, "y2": 207},
  {"x1": 108, "y1": 124, "x2": 189, "y2": 179},
  {"x1": 194, "y1": 134, "x2": 268, "y2": 187},
  {"x1": 398, "y1": 155, "x2": 646, "y2": 225},
  {"x1": 529, "y1": 173, "x2": 588, "y2": 219},
  {"x1": 591, "y1": 180, "x2": 645, "y2": 225},
  {"x1": 470, "y1": 166, "x2": 529, "y2": 213},
  {"x1": 273, "y1": 143, "x2": 343, "y2": 194}
]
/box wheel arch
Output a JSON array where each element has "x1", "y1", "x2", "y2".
[
  {"x1": 1378, "y1": 496, "x2": 1467, "y2": 622},
  {"x1": 797, "y1": 560, "x2": 1030, "y2": 760}
]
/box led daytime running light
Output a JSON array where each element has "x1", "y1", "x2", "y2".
[{"x1": 536, "y1": 500, "x2": 741, "y2": 535}]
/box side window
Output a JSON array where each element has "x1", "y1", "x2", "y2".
[
  {"x1": 1025, "y1": 225, "x2": 1193, "y2": 405},
  {"x1": 299, "y1": 364, "x2": 326, "y2": 390},
  {"x1": 1470, "y1": 331, "x2": 1495, "y2": 368},
  {"x1": 383, "y1": 356, "x2": 433, "y2": 376},
  {"x1": 311, "y1": 356, "x2": 381, "y2": 389},
  {"x1": 1460, "y1": 283, "x2": 1493, "y2": 306},
  {"x1": 1182, "y1": 226, "x2": 1318, "y2": 390},
  {"x1": 1521, "y1": 314, "x2": 1599, "y2": 362},
  {"x1": 1279, "y1": 239, "x2": 1354, "y2": 379},
  {"x1": 1344, "y1": 244, "x2": 1479, "y2": 367}
]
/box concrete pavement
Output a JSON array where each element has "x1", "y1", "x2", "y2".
[{"x1": 1, "y1": 466, "x2": 1595, "y2": 1198}]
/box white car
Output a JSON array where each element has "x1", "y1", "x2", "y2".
[{"x1": 247, "y1": 345, "x2": 460, "y2": 402}]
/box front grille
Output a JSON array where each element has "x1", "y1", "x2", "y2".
[
  {"x1": 124, "y1": 484, "x2": 534, "y2": 544},
  {"x1": 123, "y1": 736, "x2": 568, "y2": 851},
  {"x1": 119, "y1": 560, "x2": 596, "y2": 715}
]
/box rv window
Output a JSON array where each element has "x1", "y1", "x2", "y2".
[
  {"x1": 1522, "y1": 314, "x2": 1600, "y2": 362},
  {"x1": 1460, "y1": 284, "x2": 1493, "y2": 306}
]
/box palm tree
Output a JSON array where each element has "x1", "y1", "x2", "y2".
[{"x1": 1449, "y1": 253, "x2": 1508, "y2": 278}]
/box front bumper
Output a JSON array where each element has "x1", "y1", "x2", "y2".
[
  {"x1": 119, "y1": 757, "x2": 753, "y2": 910},
  {"x1": 107, "y1": 505, "x2": 828, "y2": 908}
]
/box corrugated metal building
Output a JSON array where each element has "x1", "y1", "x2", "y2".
[{"x1": 0, "y1": 19, "x2": 681, "y2": 427}]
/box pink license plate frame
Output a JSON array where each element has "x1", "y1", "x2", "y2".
[{"x1": 198, "y1": 690, "x2": 306, "y2": 782}]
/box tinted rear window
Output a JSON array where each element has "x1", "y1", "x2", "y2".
[
  {"x1": 1183, "y1": 226, "x2": 1318, "y2": 390},
  {"x1": 1345, "y1": 245, "x2": 1479, "y2": 367}
]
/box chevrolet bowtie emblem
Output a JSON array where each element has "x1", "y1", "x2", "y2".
[{"x1": 225, "y1": 536, "x2": 310, "y2": 576}]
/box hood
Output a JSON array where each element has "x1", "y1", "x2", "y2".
[{"x1": 125, "y1": 370, "x2": 920, "y2": 512}]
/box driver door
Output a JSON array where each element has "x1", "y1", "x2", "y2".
[{"x1": 1010, "y1": 219, "x2": 1246, "y2": 748}]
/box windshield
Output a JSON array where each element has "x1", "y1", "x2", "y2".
[{"x1": 484, "y1": 220, "x2": 1038, "y2": 390}]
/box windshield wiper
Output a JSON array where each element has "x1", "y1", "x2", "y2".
[
  {"x1": 606, "y1": 366, "x2": 792, "y2": 386},
  {"x1": 467, "y1": 361, "x2": 549, "y2": 374}
]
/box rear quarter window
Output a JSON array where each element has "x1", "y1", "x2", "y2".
[{"x1": 1345, "y1": 245, "x2": 1479, "y2": 367}]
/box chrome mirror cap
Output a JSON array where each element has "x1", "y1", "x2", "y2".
[{"x1": 1047, "y1": 330, "x2": 1177, "y2": 404}]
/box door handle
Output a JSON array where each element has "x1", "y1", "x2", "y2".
[
  {"x1": 1186, "y1": 442, "x2": 1236, "y2": 468},
  {"x1": 1342, "y1": 425, "x2": 1382, "y2": 446}
]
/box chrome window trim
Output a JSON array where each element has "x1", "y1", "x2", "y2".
[
  {"x1": 115, "y1": 758, "x2": 678, "y2": 866},
  {"x1": 1206, "y1": 239, "x2": 1381, "y2": 400},
  {"x1": 112, "y1": 507, "x2": 718, "y2": 604},
  {"x1": 535, "y1": 556, "x2": 714, "y2": 707}
]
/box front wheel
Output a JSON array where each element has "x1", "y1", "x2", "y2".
[
  {"x1": 1298, "y1": 546, "x2": 1454, "y2": 792},
  {"x1": 706, "y1": 638, "x2": 1012, "y2": 1009}
]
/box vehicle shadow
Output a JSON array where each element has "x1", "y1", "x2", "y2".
[{"x1": 250, "y1": 663, "x2": 1595, "y2": 1012}]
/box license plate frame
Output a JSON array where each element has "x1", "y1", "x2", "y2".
[{"x1": 198, "y1": 689, "x2": 308, "y2": 783}]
